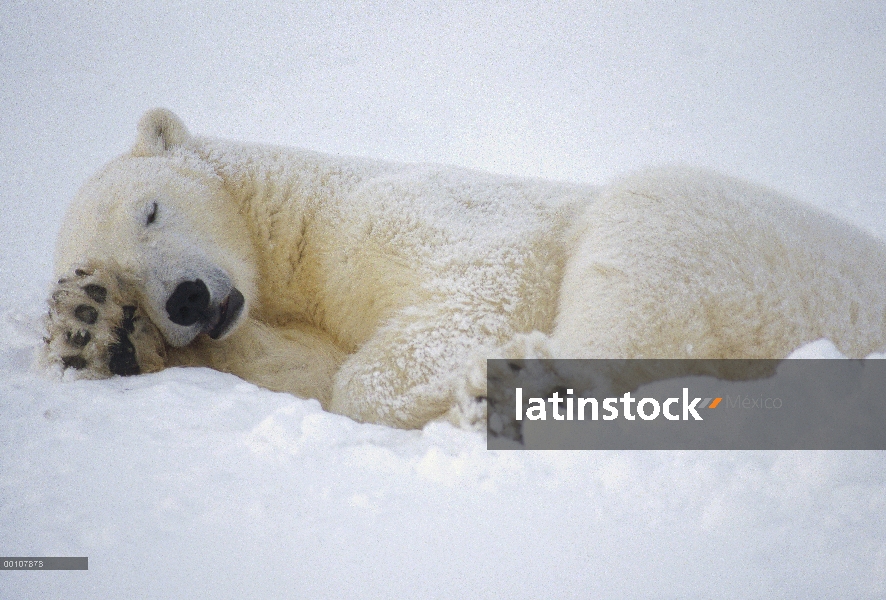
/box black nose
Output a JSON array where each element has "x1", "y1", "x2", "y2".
[{"x1": 166, "y1": 279, "x2": 210, "y2": 326}]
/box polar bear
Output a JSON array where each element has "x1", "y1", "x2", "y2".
[{"x1": 44, "y1": 108, "x2": 886, "y2": 429}]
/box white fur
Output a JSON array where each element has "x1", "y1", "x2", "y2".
[{"x1": 54, "y1": 109, "x2": 886, "y2": 428}]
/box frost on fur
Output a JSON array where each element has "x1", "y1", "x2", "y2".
[{"x1": 43, "y1": 264, "x2": 166, "y2": 379}]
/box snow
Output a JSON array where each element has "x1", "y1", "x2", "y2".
[{"x1": 2, "y1": 1, "x2": 886, "y2": 597}]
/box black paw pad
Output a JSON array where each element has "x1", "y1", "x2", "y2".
[
  {"x1": 108, "y1": 327, "x2": 140, "y2": 376},
  {"x1": 62, "y1": 355, "x2": 89, "y2": 370},
  {"x1": 82, "y1": 284, "x2": 107, "y2": 304},
  {"x1": 74, "y1": 304, "x2": 99, "y2": 325},
  {"x1": 121, "y1": 305, "x2": 137, "y2": 334},
  {"x1": 66, "y1": 330, "x2": 91, "y2": 348}
]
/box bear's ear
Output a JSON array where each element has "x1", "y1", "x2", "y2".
[{"x1": 132, "y1": 108, "x2": 191, "y2": 156}]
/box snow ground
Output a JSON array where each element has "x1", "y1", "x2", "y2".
[{"x1": 2, "y1": 2, "x2": 886, "y2": 598}]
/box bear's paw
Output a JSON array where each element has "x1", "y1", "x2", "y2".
[{"x1": 43, "y1": 265, "x2": 166, "y2": 378}]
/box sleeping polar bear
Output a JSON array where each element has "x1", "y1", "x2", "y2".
[{"x1": 44, "y1": 108, "x2": 886, "y2": 429}]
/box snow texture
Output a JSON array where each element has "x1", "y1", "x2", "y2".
[{"x1": 2, "y1": 1, "x2": 886, "y2": 598}]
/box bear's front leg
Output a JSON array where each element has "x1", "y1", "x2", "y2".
[
  {"x1": 167, "y1": 317, "x2": 347, "y2": 408},
  {"x1": 328, "y1": 304, "x2": 511, "y2": 429}
]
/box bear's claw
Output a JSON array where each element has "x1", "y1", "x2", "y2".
[{"x1": 43, "y1": 265, "x2": 167, "y2": 379}]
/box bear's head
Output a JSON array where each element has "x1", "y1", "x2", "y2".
[{"x1": 53, "y1": 109, "x2": 257, "y2": 348}]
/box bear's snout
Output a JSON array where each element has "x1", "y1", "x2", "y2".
[{"x1": 165, "y1": 279, "x2": 210, "y2": 326}]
